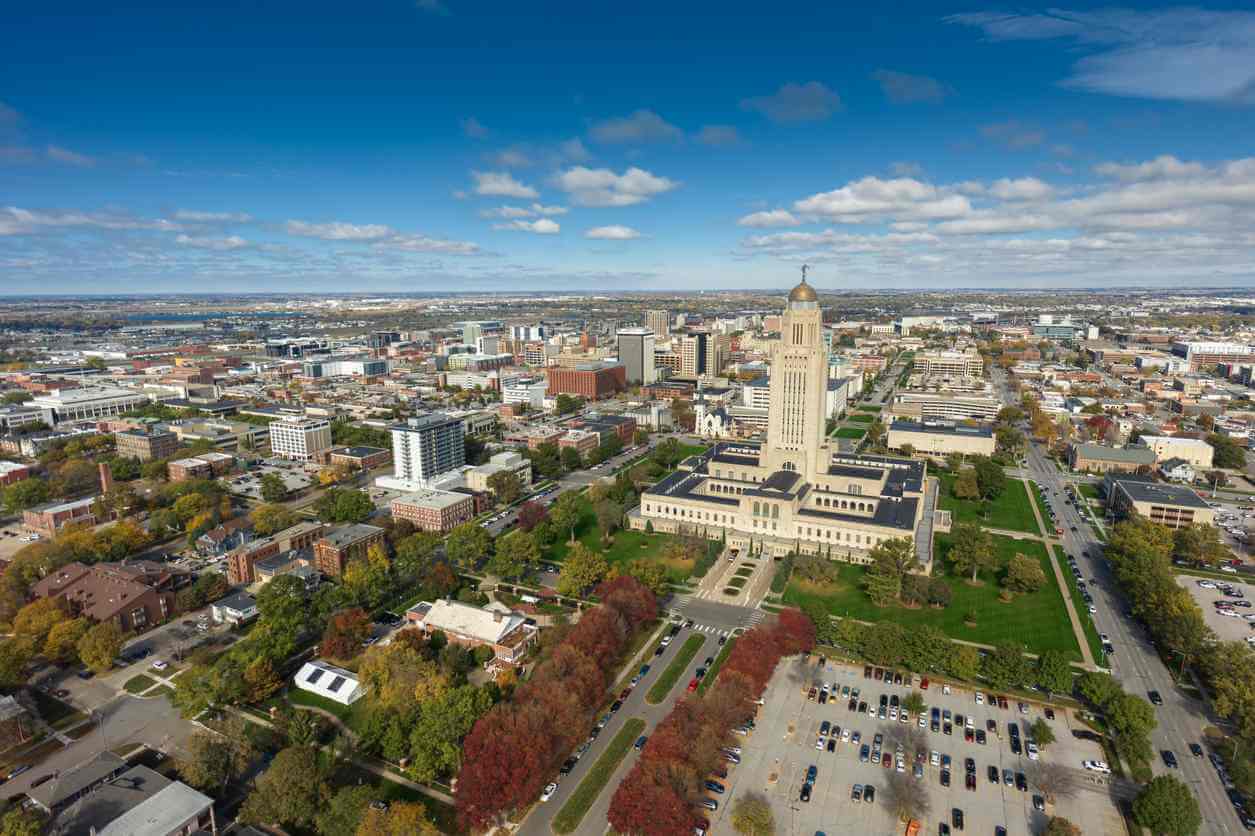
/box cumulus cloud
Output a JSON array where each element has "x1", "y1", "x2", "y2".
[
  {"x1": 738, "y1": 209, "x2": 801, "y2": 228},
  {"x1": 0, "y1": 206, "x2": 180, "y2": 235},
  {"x1": 175, "y1": 234, "x2": 250, "y2": 250},
  {"x1": 948, "y1": 8, "x2": 1255, "y2": 104},
  {"x1": 460, "y1": 116, "x2": 488, "y2": 138},
  {"x1": 740, "y1": 82, "x2": 842, "y2": 123},
  {"x1": 872, "y1": 69, "x2": 951, "y2": 103},
  {"x1": 480, "y1": 203, "x2": 568, "y2": 219},
  {"x1": 285, "y1": 220, "x2": 393, "y2": 240},
  {"x1": 792, "y1": 177, "x2": 971, "y2": 221},
  {"x1": 559, "y1": 137, "x2": 592, "y2": 162},
  {"x1": 585, "y1": 225, "x2": 641, "y2": 240},
  {"x1": 492, "y1": 218, "x2": 560, "y2": 234},
  {"x1": 554, "y1": 166, "x2": 678, "y2": 207},
  {"x1": 989, "y1": 177, "x2": 1054, "y2": 201},
  {"x1": 589, "y1": 110, "x2": 683, "y2": 144},
  {"x1": 46, "y1": 145, "x2": 94, "y2": 167},
  {"x1": 696, "y1": 125, "x2": 742, "y2": 146},
  {"x1": 1094, "y1": 154, "x2": 1208, "y2": 181},
  {"x1": 173, "y1": 209, "x2": 254, "y2": 223},
  {"x1": 981, "y1": 120, "x2": 1045, "y2": 149},
  {"x1": 379, "y1": 234, "x2": 481, "y2": 254},
  {"x1": 471, "y1": 170, "x2": 538, "y2": 198}
]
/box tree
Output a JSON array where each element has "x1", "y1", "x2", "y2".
[
  {"x1": 251, "y1": 502, "x2": 297, "y2": 536},
  {"x1": 1003, "y1": 553, "x2": 1047, "y2": 593},
  {"x1": 560, "y1": 446, "x2": 584, "y2": 472},
  {"x1": 730, "y1": 792, "x2": 774, "y2": 835},
  {"x1": 316, "y1": 785, "x2": 375, "y2": 836},
  {"x1": 863, "y1": 537, "x2": 917, "y2": 605},
  {"x1": 971, "y1": 456, "x2": 1006, "y2": 499},
  {"x1": 1077, "y1": 671, "x2": 1122, "y2": 709},
  {"x1": 355, "y1": 800, "x2": 441, "y2": 836},
  {"x1": 0, "y1": 639, "x2": 33, "y2": 689},
  {"x1": 485, "y1": 470, "x2": 522, "y2": 506},
  {"x1": 13, "y1": 598, "x2": 66, "y2": 647},
  {"x1": 322, "y1": 608, "x2": 373, "y2": 659},
  {"x1": 259, "y1": 472, "x2": 288, "y2": 502},
  {"x1": 77, "y1": 621, "x2": 124, "y2": 673},
  {"x1": 948, "y1": 522, "x2": 996, "y2": 583},
  {"x1": 926, "y1": 577, "x2": 951, "y2": 608},
  {"x1": 0, "y1": 805, "x2": 46, "y2": 836},
  {"x1": 982, "y1": 644, "x2": 1031, "y2": 691},
  {"x1": 1173, "y1": 524, "x2": 1230, "y2": 568},
  {"x1": 243, "y1": 656, "x2": 283, "y2": 702},
  {"x1": 1132, "y1": 775, "x2": 1202, "y2": 836},
  {"x1": 407, "y1": 684, "x2": 494, "y2": 782},
  {"x1": 902, "y1": 690, "x2": 926, "y2": 717},
  {"x1": 1043, "y1": 817, "x2": 1082, "y2": 836},
  {"x1": 515, "y1": 500, "x2": 548, "y2": 533},
  {"x1": 996, "y1": 425, "x2": 1025, "y2": 455},
  {"x1": 176, "y1": 717, "x2": 259, "y2": 792},
  {"x1": 1035, "y1": 649, "x2": 1073, "y2": 695},
  {"x1": 557, "y1": 543, "x2": 610, "y2": 597},
  {"x1": 554, "y1": 393, "x2": 583, "y2": 415},
  {"x1": 883, "y1": 770, "x2": 931, "y2": 822},
  {"x1": 947, "y1": 645, "x2": 981, "y2": 681},
  {"x1": 1208, "y1": 433, "x2": 1246, "y2": 469},
  {"x1": 594, "y1": 499, "x2": 623, "y2": 544},
  {"x1": 445, "y1": 522, "x2": 493, "y2": 570},
  {"x1": 43, "y1": 617, "x2": 89, "y2": 664},
  {"x1": 1106, "y1": 692, "x2": 1157, "y2": 745},
  {"x1": 2, "y1": 479, "x2": 50, "y2": 513},
  {"x1": 622, "y1": 560, "x2": 669, "y2": 597},
  {"x1": 486, "y1": 529, "x2": 538, "y2": 580},
  {"x1": 1029, "y1": 716, "x2": 1056, "y2": 749},
  {"x1": 255, "y1": 575, "x2": 311, "y2": 642},
  {"x1": 238, "y1": 746, "x2": 329, "y2": 829},
  {"x1": 395, "y1": 531, "x2": 440, "y2": 577},
  {"x1": 866, "y1": 418, "x2": 885, "y2": 447},
  {"x1": 315, "y1": 488, "x2": 374, "y2": 523},
  {"x1": 550, "y1": 491, "x2": 584, "y2": 544}
]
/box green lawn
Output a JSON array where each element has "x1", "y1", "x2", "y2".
[
  {"x1": 937, "y1": 472, "x2": 1041, "y2": 534},
  {"x1": 696, "y1": 637, "x2": 737, "y2": 696},
  {"x1": 835, "y1": 427, "x2": 867, "y2": 440},
  {"x1": 1078, "y1": 483, "x2": 1101, "y2": 500},
  {"x1": 1053, "y1": 544, "x2": 1104, "y2": 664},
  {"x1": 856, "y1": 405, "x2": 883, "y2": 413},
  {"x1": 646, "y1": 634, "x2": 707, "y2": 704},
  {"x1": 540, "y1": 494, "x2": 700, "y2": 582},
  {"x1": 846, "y1": 413, "x2": 875, "y2": 423},
  {"x1": 783, "y1": 534, "x2": 1080, "y2": 660},
  {"x1": 552, "y1": 717, "x2": 646, "y2": 834},
  {"x1": 287, "y1": 686, "x2": 372, "y2": 734},
  {"x1": 123, "y1": 674, "x2": 156, "y2": 694}
]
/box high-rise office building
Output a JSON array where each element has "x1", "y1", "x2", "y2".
[
  {"x1": 269, "y1": 417, "x2": 333, "y2": 462},
  {"x1": 645, "y1": 309, "x2": 671, "y2": 338},
  {"x1": 616, "y1": 327, "x2": 657, "y2": 385},
  {"x1": 388, "y1": 413, "x2": 465, "y2": 489}
]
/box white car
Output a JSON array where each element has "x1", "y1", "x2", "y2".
[
  {"x1": 1198, "y1": 580, "x2": 1217, "y2": 589},
  {"x1": 1222, "y1": 565, "x2": 1239, "y2": 574},
  {"x1": 1082, "y1": 760, "x2": 1112, "y2": 774},
  {"x1": 942, "y1": 683, "x2": 952, "y2": 695},
  {"x1": 975, "y1": 692, "x2": 984, "y2": 705},
  {"x1": 151, "y1": 660, "x2": 168, "y2": 671},
  {"x1": 1026, "y1": 742, "x2": 1040, "y2": 760},
  {"x1": 841, "y1": 727, "x2": 851, "y2": 742},
  {"x1": 541, "y1": 782, "x2": 558, "y2": 802}
]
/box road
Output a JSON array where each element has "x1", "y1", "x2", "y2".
[{"x1": 999, "y1": 372, "x2": 1242, "y2": 833}]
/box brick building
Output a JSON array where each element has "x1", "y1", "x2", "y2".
[
  {"x1": 226, "y1": 521, "x2": 326, "y2": 585},
  {"x1": 313, "y1": 524, "x2": 386, "y2": 578},
  {"x1": 31, "y1": 560, "x2": 192, "y2": 633},
  {"x1": 545, "y1": 363, "x2": 626, "y2": 400},
  {"x1": 329, "y1": 445, "x2": 390, "y2": 471},
  {"x1": 114, "y1": 428, "x2": 179, "y2": 462},
  {"x1": 390, "y1": 488, "x2": 475, "y2": 533},
  {"x1": 167, "y1": 451, "x2": 235, "y2": 482},
  {"x1": 0, "y1": 461, "x2": 30, "y2": 487},
  {"x1": 23, "y1": 497, "x2": 99, "y2": 537}
]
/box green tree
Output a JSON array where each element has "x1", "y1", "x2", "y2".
[
  {"x1": 1042, "y1": 817, "x2": 1082, "y2": 836},
  {"x1": 594, "y1": 499, "x2": 623, "y2": 544},
  {"x1": 354, "y1": 800, "x2": 440, "y2": 836},
  {"x1": 1035, "y1": 649, "x2": 1072, "y2": 695},
  {"x1": 946, "y1": 645, "x2": 981, "y2": 681},
  {"x1": 259, "y1": 473, "x2": 288, "y2": 503},
  {"x1": 0, "y1": 805, "x2": 46, "y2": 836},
  {"x1": 557, "y1": 542, "x2": 610, "y2": 597},
  {"x1": 395, "y1": 532, "x2": 441, "y2": 578},
  {"x1": 730, "y1": 791, "x2": 774, "y2": 835},
  {"x1": 971, "y1": 456, "x2": 1006, "y2": 499},
  {"x1": 43, "y1": 617, "x2": 90, "y2": 664},
  {"x1": 622, "y1": 559, "x2": 669, "y2": 597},
  {"x1": 982, "y1": 644, "x2": 1031, "y2": 690},
  {"x1": 486, "y1": 529, "x2": 538, "y2": 579},
  {"x1": 445, "y1": 522, "x2": 493, "y2": 570},
  {"x1": 952, "y1": 468, "x2": 981, "y2": 500},
  {"x1": 560, "y1": 446, "x2": 583, "y2": 472},
  {"x1": 863, "y1": 537, "x2": 917, "y2": 605},
  {"x1": 550, "y1": 491, "x2": 584, "y2": 544},
  {"x1": 316, "y1": 785, "x2": 376, "y2": 836},
  {"x1": 1077, "y1": 671, "x2": 1122, "y2": 709},
  {"x1": 0, "y1": 639, "x2": 33, "y2": 689},
  {"x1": 902, "y1": 690, "x2": 926, "y2": 717},
  {"x1": 948, "y1": 521, "x2": 996, "y2": 583},
  {"x1": 406, "y1": 684, "x2": 493, "y2": 782},
  {"x1": 238, "y1": 746, "x2": 329, "y2": 829},
  {"x1": 485, "y1": 470, "x2": 522, "y2": 506},
  {"x1": 1172, "y1": 524, "x2": 1230, "y2": 568},
  {"x1": 251, "y1": 503, "x2": 297, "y2": 536},
  {"x1": 1132, "y1": 775, "x2": 1202, "y2": 836},
  {"x1": 13, "y1": 597, "x2": 67, "y2": 647},
  {"x1": 1029, "y1": 717, "x2": 1056, "y2": 748},
  {"x1": 1003, "y1": 553, "x2": 1047, "y2": 593},
  {"x1": 315, "y1": 488, "x2": 374, "y2": 523},
  {"x1": 77, "y1": 621, "x2": 124, "y2": 673},
  {"x1": 1207, "y1": 433, "x2": 1246, "y2": 469},
  {"x1": 2, "y1": 479, "x2": 50, "y2": 513},
  {"x1": 554, "y1": 393, "x2": 583, "y2": 415},
  {"x1": 255, "y1": 575, "x2": 311, "y2": 641},
  {"x1": 176, "y1": 716, "x2": 259, "y2": 792},
  {"x1": 1106, "y1": 693, "x2": 1157, "y2": 745}
]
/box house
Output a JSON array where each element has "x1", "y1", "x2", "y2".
[
  {"x1": 27, "y1": 751, "x2": 129, "y2": 815},
  {"x1": 406, "y1": 598, "x2": 537, "y2": 667},
  {"x1": 210, "y1": 591, "x2": 258, "y2": 625},
  {"x1": 31, "y1": 561, "x2": 191, "y2": 633},
  {"x1": 1160, "y1": 457, "x2": 1197, "y2": 483},
  {"x1": 48, "y1": 761, "x2": 216, "y2": 836},
  {"x1": 293, "y1": 660, "x2": 364, "y2": 705}
]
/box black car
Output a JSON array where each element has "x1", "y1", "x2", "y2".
[
  {"x1": 610, "y1": 700, "x2": 623, "y2": 712},
  {"x1": 1009, "y1": 737, "x2": 1021, "y2": 755},
  {"x1": 848, "y1": 698, "x2": 858, "y2": 712},
  {"x1": 1015, "y1": 772, "x2": 1027, "y2": 791},
  {"x1": 863, "y1": 784, "x2": 875, "y2": 803},
  {"x1": 654, "y1": 646, "x2": 665, "y2": 657},
  {"x1": 1148, "y1": 690, "x2": 1164, "y2": 706},
  {"x1": 987, "y1": 766, "x2": 999, "y2": 783},
  {"x1": 704, "y1": 656, "x2": 714, "y2": 666},
  {"x1": 718, "y1": 635, "x2": 727, "y2": 646},
  {"x1": 799, "y1": 784, "x2": 811, "y2": 803},
  {"x1": 559, "y1": 757, "x2": 577, "y2": 774},
  {"x1": 952, "y1": 808, "x2": 965, "y2": 831},
  {"x1": 1190, "y1": 743, "x2": 1205, "y2": 758},
  {"x1": 1162, "y1": 750, "x2": 1179, "y2": 769},
  {"x1": 704, "y1": 780, "x2": 725, "y2": 794},
  {"x1": 940, "y1": 769, "x2": 951, "y2": 787},
  {"x1": 965, "y1": 772, "x2": 976, "y2": 791}
]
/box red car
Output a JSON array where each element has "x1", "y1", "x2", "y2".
[
  {"x1": 620, "y1": 688, "x2": 632, "y2": 700},
  {"x1": 920, "y1": 678, "x2": 930, "y2": 690},
  {"x1": 687, "y1": 678, "x2": 700, "y2": 693},
  {"x1": 882, "y1": 752, "x2": 892, "y2": 768}
]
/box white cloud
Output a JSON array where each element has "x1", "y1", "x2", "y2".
[
  {"x1": 173, "y1": 209, "x2": 253, "y2": 223},
  {"x1": 46, "y1": 145, "x2": 94, "y2": 167},
  {"x1": 872, "y1": 69, "x2": 951, "y2": 104},
  {"x1": 589, "y1": 110, "x2": 683, "y2": 144},
  {"x1": 585, "y1": 225, "x2": 641, "y2": 240},
  {"x1": 1094, "y1": 154, "x2": 1207, "y2": 181},
  {"x1": 490, "y1": 148, "x2": 532, "y2": 168},
  {"x1": 175, "y1": 234, "x2": 250, "y2": 250},
  {"x1": 554, "y1": 166, "x2": 679, "y2": 207},
  {"x1": 740, "y1": 81, "x2": 842, "y2": 123},
  {"x1": 0, "y1": 206, "x2": 180, "y2": 235},
  {"x1": 696, "y1": 125, "x2": 742, "y2": 146},
  {"x1": 493, "y1": 218, "x2": 560, "y2": 234},
  {"x1": 935, "y1": 213, "x2": 1057, "y2": 235},
  {"x1": 559, "y1": 137, "x2": 592, "y2": 162},
  {"x1": 460, "y1": 117, "x2": 488, "y2": 138},
  {"x1": 471, "y1": 170, "x2": 538, "y2": 199},
  {"x1": 948, "y1": 8, "x2": 1255, "y2": 104},
  {"x1": 480, "y1": 203, "x2": 568, "y2": 219},
  {"x1": 738, "y1": 209, "x2": 801, "y2": 228},
  {"x1": 989, "y1": 177, "x2": 1054, "y2": 200},
  {"x1": 285, "y1": 220, "x2": 393, "y2": 240},
  {"x1": 532, "y1": 203, "x2": 568, "y2": 216},
  {"x1": 792, "y1": 177, "x2": 971, "y2": 221},
  {"x1": 381, "y1": 234, "x2": 481, "y2": 254}
]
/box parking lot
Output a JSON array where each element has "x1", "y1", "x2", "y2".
[
  {"x1": 1180, "y1": 574, "x2": 1255, "y2": 643},
  {"x1": 0, "y1": 522, "x2": 39, "y2": 561},
  {"x1": 226, "y1": 460, "x2": 313, "y2": 499},
  {"x1": 704, "y1": 658, "x2": 1126, "y2": 836}
]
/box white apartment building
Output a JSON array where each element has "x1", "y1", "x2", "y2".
[
  {"x1": 378, "y1": 412, "x2": 465, "y2": 491},
  {"x1": 29, "y1": 387, "x2": 149, "y2": 424},
  {"x1": 501, "y1": 379, "x2": 549, "y2": 409},
  {"x1": 914, "y1": 350, "x2": 985, "y2": 378},
  {"x1": 268, "y1": 417, "x2": 332, "y2": 462}
]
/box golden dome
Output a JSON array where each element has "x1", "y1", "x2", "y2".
[{"x1": 788, "y1": 278, "x2": 818, "y2": 303}]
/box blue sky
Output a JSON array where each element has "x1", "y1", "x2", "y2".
[{"x1": 5, "y1": 1, "x2": 1255, "y2": 294}]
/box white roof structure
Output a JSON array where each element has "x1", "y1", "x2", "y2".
[
  {"x1": 97, "y1": 781, "x2": 212, "y2": 836},
  {"x1": 294, "y1": 659, "x2": 364, "y2": 705},
  {"x1": 414, "y1": 598, "x2": 526, "y2": 645}
]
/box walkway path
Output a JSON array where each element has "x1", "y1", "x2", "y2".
[{"x1": 1021, "y1": 476, "x2": 1097, "y2": 669}]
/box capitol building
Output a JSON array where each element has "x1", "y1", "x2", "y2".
[{"x1": 629, "y1": 277, "x2": 930, "y2": 566}]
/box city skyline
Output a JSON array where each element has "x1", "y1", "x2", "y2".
[{"x1": 5, "y1": 2, "x2": 1255, "y2": 293}]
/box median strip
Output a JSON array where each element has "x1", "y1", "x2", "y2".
[
  {"x1": 696, "y1": 636, "x2": 737, "y2": 696},
  {"x1": 551, "y1": 717, "x2": 646, "y2": 835},
  {"x1": 646, "y1": 634, "x2": 706, "y2": 704}
]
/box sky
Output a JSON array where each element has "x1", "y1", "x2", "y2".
[{"x1": 5, "y1": 1, "x2": 1255, "y2": 295}]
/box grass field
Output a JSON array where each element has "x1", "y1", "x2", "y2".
[
  {"x1": 847, "y1": 413, "x2": 875, "y2": 423},
  {"x1": 835, "y1": 427, "x2": 867, "y2": 440},
  {"x1": 552, "y1": 717, "x2": 646, "y2": 834},
  {"x1": 937, "y1": 472, "x2": 1041, "y2": 535},
  {"x1": 1053, "y1": 544, "x2": 1104, "y2": 664},
  {"x1": 783, "y1": 534, "x2": 1080, "y2": 659},
  {"x1": 646, "y1": 634, "x2": 707, "y2": 704},
  {"x1": 540, "y1": 493, "x2": 694, "y2": 581},
  {"x1": 696, "y1": 636, "x2": 737, "y2": 696},
  {"x1": 1078, "y1": 483, "x2": 1101, "y2": 500},
  {"x1": 856, "y1": 405, "x2": 883, "y2": 413},
  {"x1": 123, "y1": 674, "x2": 156, "y2": 694}
]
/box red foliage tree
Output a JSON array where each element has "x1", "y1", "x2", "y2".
[
  {"x1": 596, "y1": 575, "x2": 658, "y2": 630},
  {"x1": 320, "y1": 607, "x2": 372, "y2": 659},
  {"x1": 775, "y1": 607, "x2": 817, "y2": 655},
  {"x1": 529, "y1": 644, "x2": 606, "y2": 713},
  {"x1": 608, "y1": 762, "x2": 700, "y2": 836},
  {"x1": 515, "y1": 501, "x2": 548, "y2": 532},
  {"x1": 563, "y1": 606, "x2": 627, "y2": 669},
  {"x1": 424, "y1": 562, "x2": 458, "y2": 597},
  {"x1": 457, "y1": 701, "x2": 558, "y2": 830}
]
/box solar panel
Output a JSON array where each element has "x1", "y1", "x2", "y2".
[
  {"x1": 327, "y1": 676, "x2": 345, "y2": 693},
  {"x1": 305, "y1": 669, "x2": 325, "y2": 685}
]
